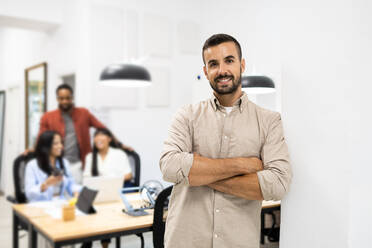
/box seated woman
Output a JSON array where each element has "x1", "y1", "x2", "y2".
[
  {"x1": 84, "y1": 128, "x2": 133, "y2": 183},
  {"x1": 25, "y1": 130, "x2": 81, "y2": 202},
  {"x1": 82, "y1": 128, "x2": 132, "y2": 248}
]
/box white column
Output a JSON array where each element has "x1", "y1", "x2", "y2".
[{"x1": 280, "y1": 1, "x2": 353, "y2": 247}]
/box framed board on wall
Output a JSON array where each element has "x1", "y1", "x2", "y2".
[{"x1": 25, "y1": 62, "x2": 47, "y2": 149}]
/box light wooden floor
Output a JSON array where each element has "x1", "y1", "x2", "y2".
[{"x1": 1, "y1": 196, "x2": 278, "y2": 248}]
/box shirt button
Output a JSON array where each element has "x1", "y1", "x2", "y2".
[
  {"x1": 214, "y1": 234, "x2": 218, "y2": 238},
  {"x1": 216, "y1": 209, "x2": 220, "y2": 213},
  {"x1": 224, "y1": 136, "x2": 228, "y2": 139}
]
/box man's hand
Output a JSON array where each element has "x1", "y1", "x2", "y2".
[
  {"x1": 208, "y1": 173, "x2": 264, "y2": 200},
  {"x1": 205, "y1": 157, "x2": 264, "y2": 200},
  {"x1": 236, "y1": 156, "x2": 264, "y2": 172}
]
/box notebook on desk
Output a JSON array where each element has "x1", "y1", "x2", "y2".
[{"x1": 83, "y1": 176, "x2": 123, "y2": 203}]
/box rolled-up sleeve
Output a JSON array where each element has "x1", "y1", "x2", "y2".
[
  {"x1": 257, "y1": 113, "x2": 292, "y2": 201},
  {"x1": 159, "y1": 106, "x2": 194, "y2": 185}
]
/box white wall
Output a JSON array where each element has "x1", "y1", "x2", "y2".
[
  {"x1": 0, "y1": 0, "x2": 63, "y2": 25},
  {"x1": 349, "y1": 1, "x2": 372, "y2": 247},
  {"x1": 0, "y1": 27, "x2": 48, "y2": 194},
  {"x1": 280, "y1": 0, "x2": 353, "y2": 247}
]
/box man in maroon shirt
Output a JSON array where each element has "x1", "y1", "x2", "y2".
[{"x1": 28, "y1": 84, "x2": 133, "y2": 183}]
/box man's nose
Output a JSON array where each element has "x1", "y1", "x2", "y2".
[{"x1": 217, "y1": 63, "x2": 228, "y2": 75}]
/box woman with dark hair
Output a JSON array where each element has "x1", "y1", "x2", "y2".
[
  {"x1": 82, "y1": 128, "x2": 132, "y2": 248},
  {"x1": 84, "y1": 128, "x2": 132, "y2": 182},
  {"x1": 25, "y1": 130, "x2": 81, "y2": 202}
]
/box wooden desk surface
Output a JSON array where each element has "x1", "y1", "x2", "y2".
[
  {"x1": 262, "y1": 200, "x2": 281, "y2": 209},
  {"x1": 12, "y1": 204, "x2": 49, "y2": 219},
  {"x1": 13, "y1": 198, "x2": 280, "y2": 242},
  {"x1": 29, "y1": 201, "x2": 153, "y2": 241}
]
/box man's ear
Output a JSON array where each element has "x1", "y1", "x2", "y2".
[
  {"x1": 241, "y1": 58, "x2": 246, "y2": 73},
  {"x1": 203, "y1": 66, "x2": 208, "y2": 79}
]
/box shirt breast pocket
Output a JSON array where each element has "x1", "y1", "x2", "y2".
[
  {"x1": 229, "y1": 129, "x2": 262, "y2": 158},
  {"x1": 193, "y1": 127, "x2": 221, "y2": 158}
]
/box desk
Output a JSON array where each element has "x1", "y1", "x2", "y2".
[
  {"x1": 13, "y1": 199, "x2": 281, "y2": 248},
  {"x1": 13, "y1": 201, "x2": 153, "y2": 248}
]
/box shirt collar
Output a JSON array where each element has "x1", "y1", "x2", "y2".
[
  {"x1": 58, "y1": 106, "x2": 76, "y2": 120},
  {"x1": 210, "y1": 92, "x2": 248, "y2": 113},
  {"x1": 98, "y1": 147, "x2": 111, "y2": 163}
]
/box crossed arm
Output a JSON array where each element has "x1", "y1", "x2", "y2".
[
  {"x1": 160, "y1": 107, "x2": 291, "y2": 202},
  {"x1": 189, "y1": 154, "x2": 264, "y2": 200}
]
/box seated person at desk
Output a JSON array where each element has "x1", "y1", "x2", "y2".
[
  {"x1": 82, "y1": 128, "x2": 132, "y2": 248},
  {"x1": 25, "y1": 130, "x2": 82, "y2": 202},
  {"x1": 84, "y1": 128, "x2": 133, "y2": 184}
]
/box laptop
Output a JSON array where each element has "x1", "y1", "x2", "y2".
[{"x1": 83, "y1": 176, "x2": 123, "y2": 203}]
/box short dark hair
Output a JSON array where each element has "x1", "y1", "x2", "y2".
[
  {"x1": 202, "y1": 33, "x2": 242, "y2": 64},
  {"x1": 56, "y1": 84, "x2": 73, "y2": 95}
]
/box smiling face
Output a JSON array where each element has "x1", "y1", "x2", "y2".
[
  {"x1": 94, "y1": 133, "x2": 112, "y2": 151},
  {"x1": 203, "y1": 41, "x2": 245, "y2": 95},
  {"x1": 50, "y1": 134, "x2": 63, "y2": 157}
]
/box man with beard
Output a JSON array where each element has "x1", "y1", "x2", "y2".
[
  {"x1": 33, "y1": 84, "x2": 133, "y2": 183},
  {"x1": 159, "y1": 34, "x2": 292, "y2": 248}
]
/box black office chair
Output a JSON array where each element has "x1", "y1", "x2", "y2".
[
  {"x1": 6, "y1": 153, "x2": 36, "y2": 240},
  {"x1": 153, "y1": 186, "x2": 173, "y2": 248},
  {"x1": 7, "y1": 152, "x2": 35, "y2": 204},
  {"x1": 122, "y1": 149, "x2": 141, "y2": 187},
  {"x1": 260, "y1": 206, "x2": 281, "y2": 244},
  {"x1": 119, "y1": 148, "x2": 145, "y2": 248}
]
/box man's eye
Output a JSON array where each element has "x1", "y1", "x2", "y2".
[
  {"x1": 226, "y1": 59, "x2": 234, "y2": 63},
  {"x1": 209, "y1": 63, "x2": 217, "y2": 67}
]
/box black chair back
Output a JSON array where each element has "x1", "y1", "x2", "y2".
[
  {"x1": 153, "y1": 186, "x2": 173, "y2": 248},
  {"x1": 13, "y1": 152, "x2": 35, "y2": 203},
  {"x1": 122, "y1": 149, "x2": 141, "y2": 187}
]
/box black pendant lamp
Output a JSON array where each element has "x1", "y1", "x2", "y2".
[
  {"x1": 241, "y1": 75, "x2": 275, "y2": 94},
  {"x1": 100, "y1": 64, "x2": 151, "y2": 87}
]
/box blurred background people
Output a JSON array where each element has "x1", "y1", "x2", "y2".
[
  {"x1": 25, "y1": 83, "x2": 133, "y2": 184},
  {"x1": 25, "y1": 130, "x2": 81, "y2": 202},
  {"x1": 84, "y1": 128, "x2": 133, "y2": 185}
]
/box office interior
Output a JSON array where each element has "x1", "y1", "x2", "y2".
[{"x1": 0, "y1": 0, "x2": 371, "y2": 247}]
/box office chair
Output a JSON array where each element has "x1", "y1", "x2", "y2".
[
  {"x1": 153, "y1": 186, "x2": 173, "y2": 248},
  {"x1": 6, "y1": 152, "x2": 35, "y2": 204},
  {"x1": 122, "y1": 149, "x2": 141, "y2": 187},
  {"x1": 6, "y1": 153, "x2": 36, "y2": 241},
  {"x1": 119, "y1": 148, "x2": 145, "y2": 248},
  {"x1": 260, "y1": 206, "x2": 281, "y2": 244}
]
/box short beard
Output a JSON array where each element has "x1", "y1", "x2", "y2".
[
  {"x1": 59, "y1": 104, "x2": 73, "y2": 112},
  {"x1": 209, "y1": 72, "x2": 242, "y2": 95}
]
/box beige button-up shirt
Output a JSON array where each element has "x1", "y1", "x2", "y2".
[{"x1": 159, "y1": 93, "x2": 292, "y2": 248}]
